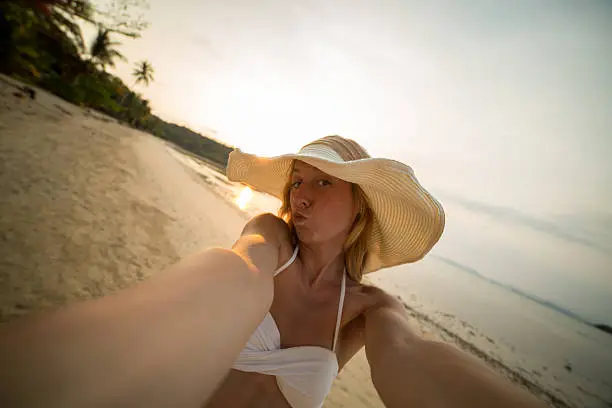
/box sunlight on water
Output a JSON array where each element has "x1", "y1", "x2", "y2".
[{"x1": 235, "y1": 186, "x2": 254, "y2": 210}]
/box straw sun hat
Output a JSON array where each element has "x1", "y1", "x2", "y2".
[{"x1": 226, "y1": 136, "x2": 445, "y2": 274}]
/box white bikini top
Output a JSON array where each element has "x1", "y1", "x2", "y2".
[{"x1": 232, "y1": 246, "x2": 346, "y2": 408}]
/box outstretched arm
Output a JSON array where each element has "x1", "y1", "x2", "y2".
[
  {"x1": 0, "y1": 213, "x2": 285, "y2": 408},
  {"x1": 364, "y1": 294, "x2": 547, "y2": 408}
]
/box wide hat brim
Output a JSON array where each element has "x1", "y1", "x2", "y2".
[{"x1": 226, "y1": 143, "x2": 445, "y2": 274}]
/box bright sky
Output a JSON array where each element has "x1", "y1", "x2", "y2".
[{"x1": 92, "y1": 0, "x2": 612, "y2": 323}]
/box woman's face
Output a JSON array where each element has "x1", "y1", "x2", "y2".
[{"x1": 289, "y1": 161, "x2": 356, "y2": 245}]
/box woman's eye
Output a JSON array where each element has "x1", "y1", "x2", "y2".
[
  {"x1": 291, "y1": 181, "x2": 301, "y2": 189},
  {"x1": 318, "y1": 179, "x2": 331, "y2": 187}
]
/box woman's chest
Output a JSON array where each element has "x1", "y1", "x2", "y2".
[
  {"x1": 269, "y1": 281, "x2": 338, "y2": 349},
  {"x1": 268, "y1": 272, "x2": 369, "y2": 350}
]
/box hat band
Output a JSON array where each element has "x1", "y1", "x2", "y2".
[{"x1": 297, "y1": 144, "x2": 345, "y2": 162}]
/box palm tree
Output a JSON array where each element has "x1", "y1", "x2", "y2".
[
  {"x1": 118, "y1": 60, "x2": 153, "y2": 105},
  {"x1": 49, "y1": 1, "x2": 95, "y2": 52},
  {"x1": 89, "y1": 26, "x2": 125, "y2": 70},
  {"x1": 2, "y1": 0, "x2": 94, "y2": 53},
  {"x1": 132, "y1": 60, "x2": 154, "y2": 86}
]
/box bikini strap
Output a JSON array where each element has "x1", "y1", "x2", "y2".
[
  {"x1": 332, "y1": 270, "x2": 346, "y2": 352},
  {"x1": 273, "y1": 246, "x2": 299, "y2": 277}
]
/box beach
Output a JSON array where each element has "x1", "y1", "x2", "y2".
[{"x1": 1, "y1": 77, "x2": 610, "y2": 408}]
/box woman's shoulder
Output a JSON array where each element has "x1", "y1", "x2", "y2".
[
  {"x1": 242, "y1": 213, "x2": 294, "y2": 259},
  {"x1": 243, "y1": 213, "x2": 289, "y2": 235}
]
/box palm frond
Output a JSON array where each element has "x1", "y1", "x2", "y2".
[
  {"x1": 108, "y1": 49, "x2": 126, "y2": 61},
  {"x1": 89, "y1": 26, "x2": 126, "y2": 69},
  {"x1": 49, "y1": 7, "x2": 85, "y2": 52}
]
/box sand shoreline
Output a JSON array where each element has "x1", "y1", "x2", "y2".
[
  {"x1": 398, "y1": 301, "x2": 572, "y2": 408},
  {"x1": 0, "y1": 77, "x2": 565, "y2": 407}
]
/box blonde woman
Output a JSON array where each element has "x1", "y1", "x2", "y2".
[{"x1": 0, "y1": 137, "x2": 545, "y2": 408}]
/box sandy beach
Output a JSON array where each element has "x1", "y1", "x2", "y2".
[
  {"x1": 1, "y1": 76, "x2": 602, "y2": 407},
  {"x1": 0, "y1": 76, "x2": 384, "y2": 407}
]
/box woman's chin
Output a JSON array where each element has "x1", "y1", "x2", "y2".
[{"x1": 294, "y1": 226, "x2": 317, "y2": 244}]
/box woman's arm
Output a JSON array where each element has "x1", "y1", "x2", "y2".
[
  {"x1": 364, "y1": 293, "x2": 547, "y2": 408},
  {"x1": 0, "y1": 213, "x2": 285, "y2": 408}
]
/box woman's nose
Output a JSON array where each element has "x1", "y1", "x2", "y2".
[
  {"x1": 294, "y1": 185, "x2": 312, "y2": 209},
  {"x1": 296, "y1": 196, "x2": 310, "y2": 209}
]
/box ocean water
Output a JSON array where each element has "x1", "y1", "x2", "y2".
[
  {"x1": 369, "y1": 261, "x2": 612, "y2": 408},
  {"x1": 168, "y1": 147, "x2": 612, "y2": 407}
]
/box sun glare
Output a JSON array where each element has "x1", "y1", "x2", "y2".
[{"x1": 235, "y1": 186, "x2": 254, "y2": 210}]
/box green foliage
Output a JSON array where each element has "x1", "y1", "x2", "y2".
[
  {"x1": 0, "y1": 1, "x2": 142, "y2": 121},
  {"x1": 89, "y1": 26, "x2": 125, "y2": 69},
  {"x1": 0, "y1": 0, "x2": 231, "y2": 169},
  {"x1": 154, "y1": 122, "x2": 233, "y2": 169}
]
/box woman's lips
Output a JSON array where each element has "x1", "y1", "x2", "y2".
[{"x1": 293, "y1": 213, "x2": 308, "y2": 225}]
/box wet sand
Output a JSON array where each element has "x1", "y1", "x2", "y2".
[{"x1": 0, "y1": 76, "x2": 555, "y2": 407}]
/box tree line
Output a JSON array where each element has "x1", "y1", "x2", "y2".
[{"x1": 0, "y1": 0, "x2": 232, "y2": 169}]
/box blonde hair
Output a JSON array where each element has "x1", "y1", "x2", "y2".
[{"x1": 278, "y1": 136, "x2": 373, "y2": 282}]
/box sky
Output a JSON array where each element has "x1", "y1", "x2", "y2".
[{"x1": 90, "y1": 0, "x2": 612, "y2": 324}]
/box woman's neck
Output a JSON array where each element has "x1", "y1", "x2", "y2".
[{"x1": 297, "y1": 237, "x2": 345, "y2": 288}]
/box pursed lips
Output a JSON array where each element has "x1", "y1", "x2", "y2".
[{"x1": 293, "y1": 211, "x2": 309, "y2": 224}]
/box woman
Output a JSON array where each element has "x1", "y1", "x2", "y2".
[
  {"x1": 0, "y1": 137, "x2": 545, "y2": 408},
  {"x1": 206, "y1": 135, "x2": 445, "y2": 407},
  {"x1": 206, "y1": 136, "x2": 544, "y2": 408}
]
